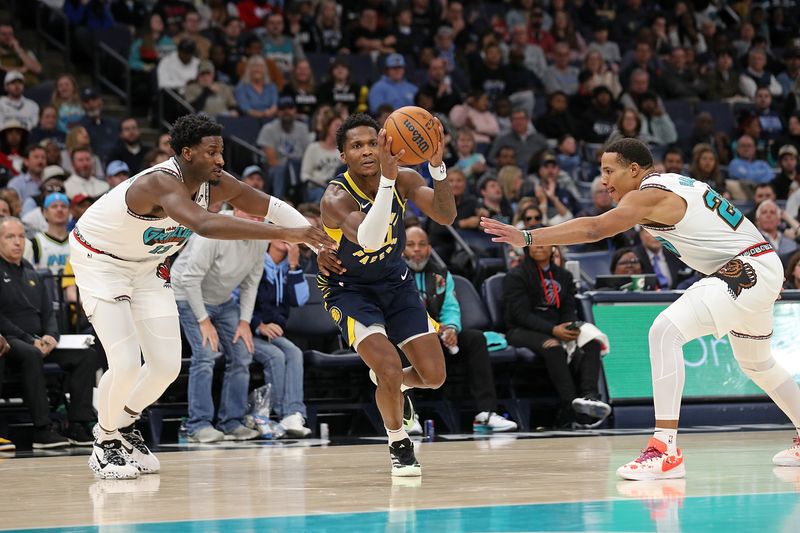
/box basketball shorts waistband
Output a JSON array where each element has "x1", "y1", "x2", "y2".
[{"x1": 72, "y1": 228, "x2": 127, "y2": 261}]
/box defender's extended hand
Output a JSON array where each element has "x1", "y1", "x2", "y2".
[
  {"x1": 377, "y1": 128, "x2": 404, "y2": 179},
  {"x1": 480, "y1": 217, "x2": 526, "y2": 247},
  {"x1": 284, "y1": 226, "x2": 337, "y2": 251}
]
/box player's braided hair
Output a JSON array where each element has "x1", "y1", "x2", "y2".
[
  {"x1": 169, "y1": 113, "x2": 223, "y2": 154},
  {"x1": 604, "y1": 138, "x2": 654, "y2": 169},
  {"x1": 336, "y1": 113, "x2": 380, "y2": 153}
]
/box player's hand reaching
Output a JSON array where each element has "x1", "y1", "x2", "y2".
[
  {"x1": 377, "y1": 128, "x2": 404, "y2": 180},
  {"x1": 480, "y1": 217, "x2": 526, "y2": 247},
  {"x1": 317, "y1": 248, "x2": 346, "y2": 276},
  {"x1": 428, "y1": 117, "x2": 445, "y2": 168},
  {"x1": 283, "y1": 226, "x2": 337, "y2": 251}
]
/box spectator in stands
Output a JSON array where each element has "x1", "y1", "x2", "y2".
[
  {"x1": 638, "y1": 93, "x2": 678, "y2": 147},
  {"x1": 690, "y1": 143, "x2": 726, "y2": 193},
  {"x1": 620, "y1": 41, "x2": 659, "y2": 90},
  {"x1": 497, "y1": 165, "x2": 528, "y2": 210},
  {"x1": 8, "y1": 145, "x2": 46, "y2": 213},
  {"x1": 64, "y1": 147, "x2": 108, "y2": 200},
  {"x1": 620, "y1": 68, "x2": 663, "y2": 113},
  {"x1": 704, "y1": 48, "x2": 742, "y2": 102},
  {"x1": 657, "y1": 46, "x2": 706, "y2": 101},
  {"x1": 106, "y1": 117, "x2": 151, "y2": 174},
  {"x1": 171, "y1": 210, "x2": 266, "y2": 443},
  {"x1": 772, "y1": 145, "x2": 799, "y2": 200},
  {"x1": 101, "y1": 160, "x2": 128, "y2": 190},
  {"x1": 755, "y1": 200, "x2": 798, "y2": 256},
  {"x1": 488, "y1": 109, "x2": 547, "y2": 174},
  {"x1": 346, "y1": 7, "x2": 391, "y2": 55},
  {"x1": 250, "y1": 239, "x2": 312, "y2": 438},
  {"x1": 0, "y1": 120, "x2": 27, "y2": 174},
  {"x1": 78, "y1": 88, "x2": 119, "y2": 165},
  {"x1": 368, "y1": 54, "x2": 418, "y2": 114},
  {"x1": 534, "y1": 91, "x2": 579, "y2": 140},
  {"x1": 737, "y1": 113, "x2": 771, "y2": 163},
  {"x1": 507, "y1": 23, "x2": 546, "y2": 81},
  {"x1": 555, "y1": 134, "x2": 581, "y2": 180},
  {"x1": 0, "y1": 217, "x2": 97, "y2": 448},
  {"x1": 235, "y1": 55, "x2": 279, "y2": 120},
  {"x1": 240, "y1": 165, "x2": 265, "y2": 192},
  {"x1": 606, "y1": 108, "x2": 646, "y2": 145},
  {"x1": 739, "y1": 48, "x2": 783, "y2": 100},
  {"x1": 575, "y1": 176, "x2": 629, "y2": 252},
  {"x1": 634, "y1": 226, "x2": 686, "y2": 290},
  {"x1": 260, "y1": 13, "x2": 304, "y2": 76},
  {"x1": 452, "y1": 129, "x2": 486, "y2": 184},
  {"x1": 157, "y1": 39, "x2": 200, "y2": 93},
  {"x1": 173, "y1": 9, "x2": 212, "y2": 60},
  {"x1": 504, "y1": 241, "x2": 611, "y2": 428},
  {"x1": 28, "y1": 106, "x2": 65, "y2": 146},
  {"x1": 0, "y1": 22, "x2": 42, "y2": 86},
  {"x1": 580, "y1": 86, "x2": 620, "y2": 144},
  {"x1": 552, "y1": 10, "x2": 587, "y2": 61},
  {"x1": 419, "y1": 57, "x2": 463, "y2": 115},
  {"x1": 256, "y1": 96, "x2": 310, "y2": 200},
  {"x1": 610, "y1": 247, "x2": 643, "y2": 275},
  {"x1": 20, "y1": 167, "x2": 67, "y2": 233},
  {"x1": 236, "y1": 0, "x2": 277, "y2": 31},
  {"x1": 784, "y1": 251, "x2": 800, "y2": 290},
  {"x1": 0, "y1": 71, "x2": 39, "y2": 131},
  {"x1": 731, "y1": 22, "x2": 755, "y2": 59},
  {"x1": 778, "y1": 48, "x2": 800, "y2": 98},
  {"x1": 543, "y1": 43, "x2": 580, "y2": 96},
  {"x1": 754, "y1": 87, "x2": 784, "y2": 142},
  {"x1": 584, "y1": 50, "x2": 621, "y2": 99},
  {"x1": 129, "y1": 13, "x2": 176, "y2": 75},
  {"x1": 449, "y1": 91, "x2": 499, "y2": 146},
  {"x1": 281, "y1": 59, "x2": 318, "y2": 120},
  {"x1": 728, "y1": 134, "x2": 774, "y2": 195},
  {"x1": 285, "y1": 0, "x2": 321, "y2": 54},
  {"x1": 211, "y1": 17, "x2": 246, "y2": 82},
  {"x1": 0, "y1": 198, "x2": 9, "y2": 216},
  {"x1": 532, "y1": 153, "x2": 579, "y2": 226},
  {"x1": 528, "y1": 6, "x2": 555, "y2": 57},
  {"x1": 300, "y1": 114, "x2": 341, "y2": 202},
  {"x1": 470, "y1": 43, "x2": 509, "y2": 106},
  {"x1": 316, "y1": 57, "x2": 365, "y2": 115},
  {"x1": 60, "y1": 126, "x2": 103, "y2": 179},
  {"x1": 390, "y1": 6, "x2": 416, "y2": 58},
  {"x1": 588, "y1": 19, "x2": 621, "y2": 66},
  {"x1": 404, "y1": 226, "x2": 518, "y2": 432},
  {"x1": 184, "y1": 61, "x2": 238, "y2": 118},
  {"x1": 29, "y1": 192, "x2": 70, "y2": 274},
  {"x1": 689, "y1": 112, "x2": 732, "y2": 165},
  {"x1": 662, "y1": 147, "x2": 684, "y2": 174},
  {"x1": 110, "y1": 0, "x2": 147, "y2": 31},
  {"x1": 0, "y1": 189, "x2": 21, "y2": 217},
  {"x1": 314, "y1": 0, "x2": 342, "y2": 54},
  {"x1": 478, "y1": 176, "x2": 513, "y2": 224}
]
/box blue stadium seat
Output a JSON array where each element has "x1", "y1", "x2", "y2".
[
  {"x1": 348, "y1": 54, "x2": 377, "y2": 86},
  {"x1": 305, "y1": 52, "x2": 332, "y2": 83},
  {"x1": 481, "y1": 273, "x2": 507, "y2": 331},
  {"x1": 453, "y1": 275, "x2": 516, "y2": 364},
  {"x1": 696, "y1": 101, "x2": 735, "y2": 136},
  {"x1": 564, "y1": 250, "x2": 613, "y2": 285},
  {"x1": 215, "y1": 116, "x2": 261, "y2": 144},
  {"x1": 24, "y1": 81, "x2": 55, "y2": 108}
]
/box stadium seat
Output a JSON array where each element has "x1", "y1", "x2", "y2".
[
  {"x1": 481, "y1": 273, "x2": 506, "y2": 331},
  {"x1": 696, "y1": 101, "x2": 735, "y2": 136},
  {"x1": 215, "y1": 115, "x2": 262, "y2": 145},
  {"x1": 23, "y1": 81, "x2": 55, "y2": 108},
  {"x1": 453, "y1": 275, "x2": 516, "y2": 364},
  {"x1": 305, "y1": 52, "x2": 332, "y2": 83},
  {"x1": 564, "y1": 250, "x2": 613, "y2": 285}
]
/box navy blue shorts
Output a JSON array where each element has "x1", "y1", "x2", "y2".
[{"x1": 319, "y1": 276, "x2": 437, "y2": 348}]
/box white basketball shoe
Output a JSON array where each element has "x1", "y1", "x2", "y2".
[
  {"x1": 772, "y1": 436, "x2": 800, "y2": 467},
  {"x1": 94, "y1": 424, "x2": 160, "y2": 474},
  {"x1": 88, "y1": 438, "x2": 140, "y2": 479},
  {"x1": 616, "y1": 437, "x2": 685, "y2": 481}
]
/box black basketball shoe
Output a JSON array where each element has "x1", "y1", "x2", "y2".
[{"x1": 389, "y1": 437, "x2": 421, "y2": 477}]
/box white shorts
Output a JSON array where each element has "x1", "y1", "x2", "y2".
[
  {"x1": 69, "y1": 233, "x2": 178, "y2": 321},
  {"x1": 663, "y1": 252, "x2": 783, "y2": 340}
]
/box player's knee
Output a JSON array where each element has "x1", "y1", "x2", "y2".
[
  {"x1": 420, "y1": 365, "x2": 446, "y2": 389},
  {"x1": 151, "y1": 354, "x2": 182, "y2": 385},
  {"x1": 738, "y1": 357, "x2": 789, "y2": 392},
  {"x1": 375, "y1": 364, "x2": 404, "y2": 391},
  {"x1": 648, "y1": 313, "x2": 685, "y2": 351}
]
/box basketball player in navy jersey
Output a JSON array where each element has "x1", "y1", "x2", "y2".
[
  {"x1": 482, "y1": 138, "x2": 800, "y2": 480},
  {"x1": 319, "y1": 114, "x2": 456, "y2": 476}
]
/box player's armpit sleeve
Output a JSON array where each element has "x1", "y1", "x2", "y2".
[{"x1": 357, "y1": 176, "x2": 395, "y2": 250}]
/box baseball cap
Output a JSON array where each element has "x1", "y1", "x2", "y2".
[
  {"x1": 779, "y1": 144, "x2": 799, "y2": 158},
  {"x1": 385, "y1": 53, "x2": 405, "y2": 69},
  {"x1": 178, "y1": 39, "x2": 197, "y2": 54},
  {"x1": 106, "y1": 160, "x2": 130, "y2": 176},
  {"x1": 71, "y1": 193, "x2": 93, "y2": 207},
  {"x1": 436, "y1": 26, "x2": 454, "y2": 38},
  {"x1": 278, "y1": 95, "x2": 296, "y2": 109},
  {"x1": 198, "y1": 60, "x2": 215, "y2": 74},
  {"x1": 43, "y1": 192, "x2": 69, "y2": 209},
  {"x1": 3, "y1": 70, "x2": 24, "y2": 85},
  {"x1": 80, "y1": 87, "x2": 100, "y2": 101},
  {"x1": 0, "y1": 119, "x2": 25, "y2": 132},
  {"x1": 538, "y1": 152, "x2": 558, "y2": 166},
  {"x1": 242, "y1": 165, "x2": 262, "y2": 178},
  {"x1": 42, "y1": 165, "x2": 67, "y2": 181}
]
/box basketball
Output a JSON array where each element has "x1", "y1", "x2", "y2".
[{"x1": 384, "y1": 106, "x2": 441, "y2": 166}]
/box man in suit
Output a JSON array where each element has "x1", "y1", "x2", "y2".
[{"x1": 633, "y1": 225, "x2": 690, "y2": 289}]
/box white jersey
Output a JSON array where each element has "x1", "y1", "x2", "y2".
[
  {"x1": 73, "y1": 158, "x2": 210, "y2": 262},
  {"x1": 31, "y1": 232, "x2": 70, "y2": 274},
  {"x1": 639, "y1": 173, "x2": 769, "y2": 275}
]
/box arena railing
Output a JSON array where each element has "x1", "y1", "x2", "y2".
[{"x1": 35, "y1": 2, "x2": 71, "y2": 65}]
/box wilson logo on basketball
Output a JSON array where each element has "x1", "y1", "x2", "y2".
[{"x1": 402, "y1": 120, "x2": 430, "y2": 152}]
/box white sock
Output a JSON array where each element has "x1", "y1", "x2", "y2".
[
  {"x1": 114, "y1": 408, "x2": 138, "y2": 431},
  {"x1": 386, "y1": 426, "x2": 409, "y2": 444},
  {"x1": 653, "y1": 427, "x2": 678, "y2": 453},
  {"x1": 97, "y1": 425, "x2": 120, "y2": 443}
]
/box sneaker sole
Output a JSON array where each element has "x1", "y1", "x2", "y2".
[
  {"x1": 616, "y1": 465, "x2": 686, "y2": 481},
  {"x1": 285, "y1": 429, "x2": 312, "y2": 438},
  {"x1": 88, "y1": 456, "x2": 140, "y2": 480},
  {"x1": 0, "y1": 445, "x2": 16, "y2": 452},
  {"x1": 391, "y1": 464, "x2": 422, "y2": 477},
  {"x1": 33, "y1": 441, "x2": 71, "y2": 449},
  {"x1": 772, "y1": 458, "x2": 800, "y2": 467},
  {"x1": 69, "y1": 439, "x2": 94, "y2": 446},
  {"x1": 572, "y1": 399, "x2": 612, "y2": 420}
]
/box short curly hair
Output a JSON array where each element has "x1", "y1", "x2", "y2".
[
  {"x1": 169, "y1": 113, "x2": 223, "y2": 154},
  {"x1": 336, "y1": 113, "x2": 380, "y2": 153}
]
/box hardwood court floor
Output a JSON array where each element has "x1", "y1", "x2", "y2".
[{"x1": 1, "y1": 431, "x2": 798, "y2": 532}]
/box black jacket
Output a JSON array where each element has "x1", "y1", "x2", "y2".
[
  {"x1": 0, "y1": 258, "x2": 59, "y2": 344},
  {"x1": 503, "y1": 256, "x2": 577, "y2": 334}
]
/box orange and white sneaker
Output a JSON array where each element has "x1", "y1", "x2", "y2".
[
  {"x1": 772, "y1": 436, "x2": 800, "y2": 467},
  {"x1": 616, "y1": 437, "x2": 685, "y2": 481}
]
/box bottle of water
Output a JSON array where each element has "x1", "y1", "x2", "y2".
[{"x1": 440, "y1": 331, "x2": 459, "y2": 354}]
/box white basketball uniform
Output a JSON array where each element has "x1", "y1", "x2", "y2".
[
  {"x1": 31, "y1": 232, "x2": 70, "y2": 274},
  {"x1": 639, "y1": 172, "x2": 783, "y2": 339},
  {"x1": 68, "y1": 158, "x2": 210, "y2": 320}
]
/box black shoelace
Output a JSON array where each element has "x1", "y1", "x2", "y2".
[
  {"x1": 121, "y1": 428, "x2": 149, "y2": 455},
  {"x1": 100, "y1": 441, "x2": 128, "y2": 466}
]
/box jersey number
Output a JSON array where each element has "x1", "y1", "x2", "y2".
[
  {"x1": 148, "y1": 245, "x2": 174, "y2": 255},
  {"x1": 703, "y1": 189, "x2": 743, "y2": 230}
]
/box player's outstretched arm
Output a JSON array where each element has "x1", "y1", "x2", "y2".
[
  {"x1": 398, "y1": 118, "x2": 457, "y2": 225},
  {"x1": 481, "y1": 189, "x2": 661, "y2": 247},
  {"x1": 148, "y1": 173, "x2": 336, "y2": 249}
]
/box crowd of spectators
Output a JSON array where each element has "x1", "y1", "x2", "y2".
[{"x1": 2, "y1": 0, "x2": 800, "y2": 445}]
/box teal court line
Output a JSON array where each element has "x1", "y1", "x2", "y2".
[{"x1": 5, "y1": 491, "x2": 800, "y2": 533}]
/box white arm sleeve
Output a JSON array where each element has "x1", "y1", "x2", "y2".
[
  {"x1": 357, "y1": 176, "x2": 395, "y2": 250},
  {"x1": 264, "y1": 196, "x2": 319, "y2": 254}
]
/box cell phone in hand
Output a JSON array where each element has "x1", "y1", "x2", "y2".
[{"x1": 565, "y1": 321, "x2": 583, "y2": 331}]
